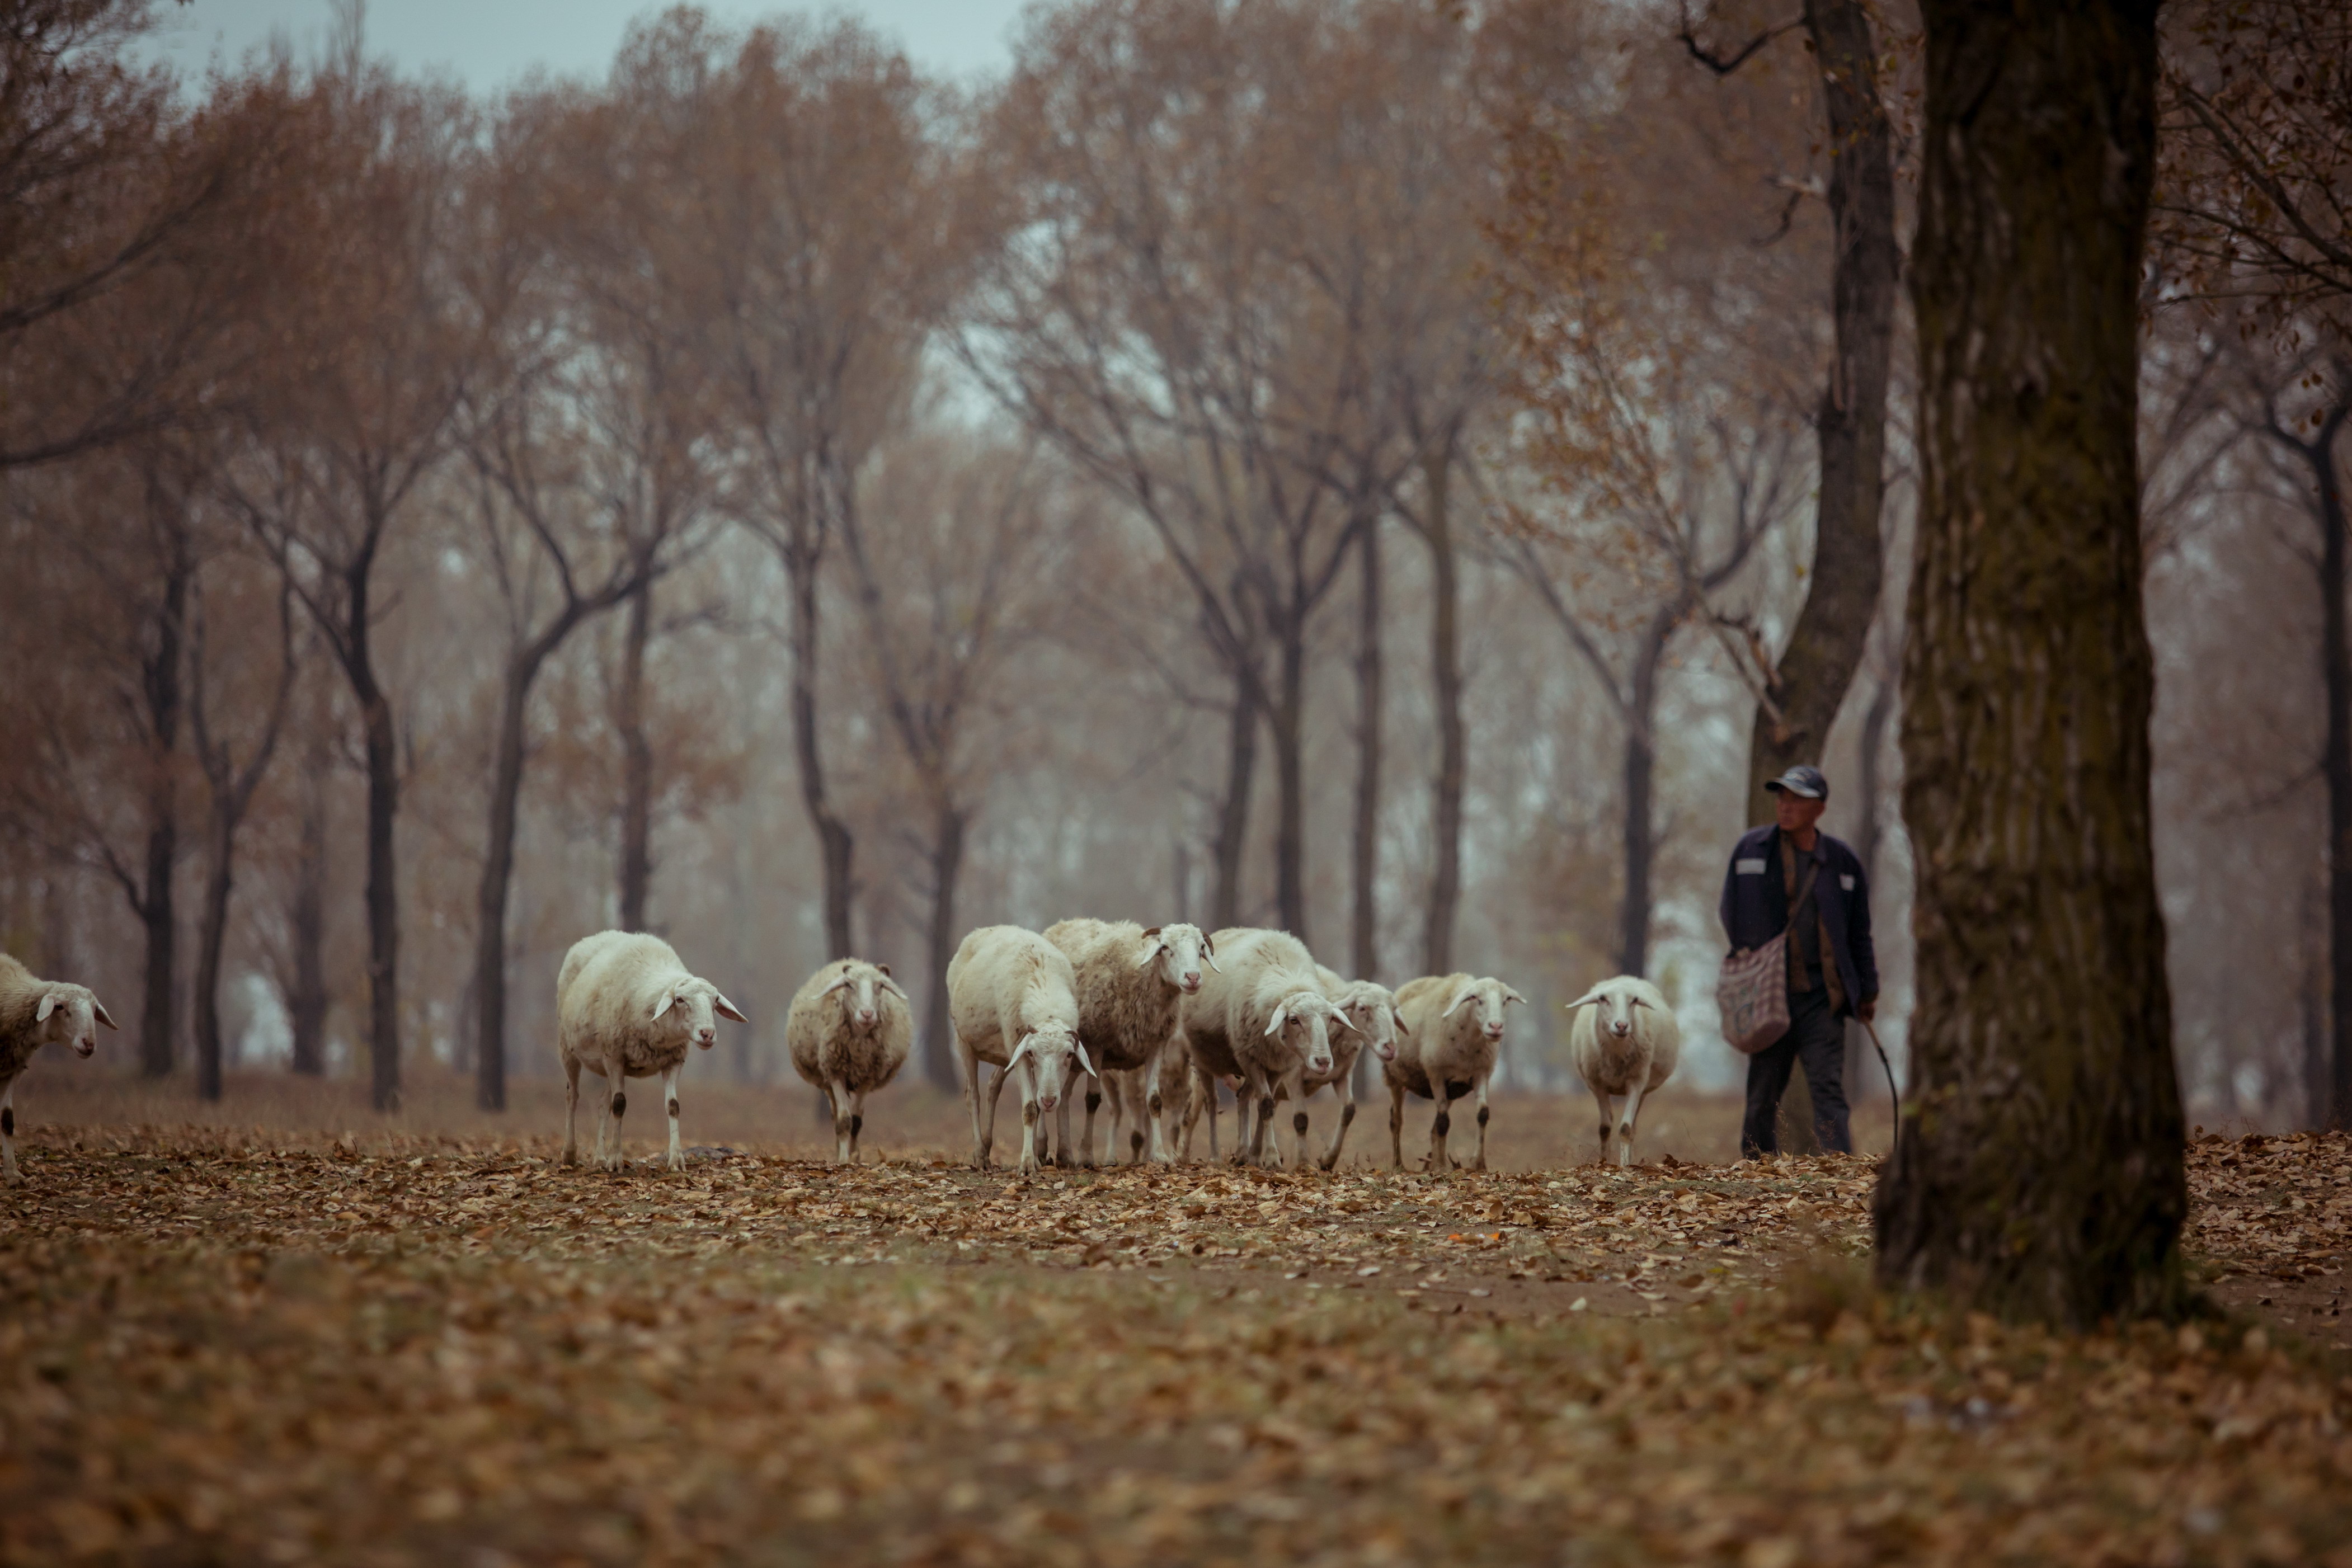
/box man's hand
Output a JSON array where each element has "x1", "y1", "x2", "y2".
[{"x1": 1857, "y1": 998, "x2": 1877, "y2": 1023}]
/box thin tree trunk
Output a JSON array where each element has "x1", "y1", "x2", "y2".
[
  {"x1": 1873, "y1": 0, "x2": 2186, "y2": 1325},
  {"x1": 785, "y1": 552, "x2": 855, "y2": 959},
  {"x1": 1618, "y1": 608, "x2": 1673, "y2": 977},
  {"x1": 923, "y1": 798, "x2": 966, "y2": 1091},
  {"x1": 1211, "y1": 669, "x2": 1258, "y2": 930},
  {"x1": 193, "y1": 807, "x2": 234, "y2": 1101},
  {"x1": 1272, "y1": 619, "x2": 1309, "y2": 943},
  {"x1": 1744, "y1": 0, "x2": 1900, "y2": 823},
  {"x1": 288, "y1": 727, "x2": 330, "y2": 1077},
  {"x1": 359, "y1": 678, "x2": 400, "y2": 1113},
  {"x1": 1351, "y1": 516, "x2": 1383, "y2": 982},
  {"x1": 1423, "y1": 443, "x2": 1465, "y2": 975},
  {"x1": 137, "y1": 553, "x2": 188, "y2": 1079},
  {"x1": 2320, "y1": 427, "x2": 2352, "y2": 1129},
  {"x1": 474, "y1": 657, "x2": 533, "y2": 1112},
  {"x1": 617, "y1": 578, "x2": 655, "y2": 932}
]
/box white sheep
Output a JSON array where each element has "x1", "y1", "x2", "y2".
[
  {"x1": 1166, "y1": 928, "x2": 1349, "y2": 1169},
  {"x1": 1387, "y1": 972, "x2": 1526, "y2": 1173},
  {"x1": 0, "y1": 953, "x2": 115, "y2": 1184},
  {"x1": 556, "y1": 930, "x2": 748, "y2": 1171},
  {"x1": 1567, "y1": 975, "x2": 1681, "y2": 1166},
  {"x1": 785, "y1": 958, "x2": 913, "y2": 1165},
  {"x1": 946, "y1": 925, "x2": 1092, "y2": 1178},
  {"x1": 1043, "y1": 918, "x2": 1213, "y2": 1167},
  {"x1": 1268, "y1": 966, "x2": 1404, "y2": 1171}
]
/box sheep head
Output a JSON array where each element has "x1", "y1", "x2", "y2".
[
  {"x1": 1005, "y1": 1026, "x2": 1092, "y2": 1113},
  {"x1": 1133, "y1": 923, "x2": 1211, "y2": 995},
  {"x1": 822, "y1": 960, "x2": 907, "y2": 1031},
  {"x1": 35, "y1": 985, "x2": 116, "y2": 1058},
  {"x1": 649, "y1": 976, "x2": 749, "y2": 1049},
  {"x1": 1441, "y1": 977, "x2": 1526, "y2": 1044},
  {"x1": 1263, "y1": 990, "x2": 1340, "y2": 1077},
  {"x1": 1337, "y1": 981, "x2": 1401, "y2": 1063},
  {"x1": 1567, "y1": 978, "x2": 1654, "y2": 1042}
]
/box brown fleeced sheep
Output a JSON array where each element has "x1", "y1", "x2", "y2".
[
  {"x1": 1387, "y1": 972, "x2": 1526, "y2": 1173},
  {"x1": 785, "y1": 958, "x2": 913, "y2": 1165},
  {"x1": 1043, "y1": 918, "x2": 1213, "y2": 1167}
]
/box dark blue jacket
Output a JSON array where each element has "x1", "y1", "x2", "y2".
[{"x1": 1718, "y1": 825, "x2": 1878, "y2": 1016}]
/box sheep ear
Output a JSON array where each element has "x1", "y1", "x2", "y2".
[
  {"x1": 714, "y1": 992, "x2": 749, "y2": 1024},
  {"x1": 1075, "y1": 1040, "x2": 1096, "y2": 1076},
  {"x1": 1392, "y1": 1006, "x2": 1409, "y2": 1035},
  {"x1": 93, "y1": 1000, "x2": 119, "y2": 1030},
  {"x1": 1140, "y1": 926, "x2": 1161, "y2": 940},
  {"x1": 1331, "y1": 1010, "x2": 1360, "y2": 1034},
  {"x1": 1442, "y1": 987, "x2": 1476, "y2": 1018},
  {"x1": 1265, "y1": 1006, "x2": 1287, "y2": 1036},
  {"x1": 878, "y1": 976, "x2": 910, "y2": 1001},
  {"x1": 1133, "y1": 936, "x2": 1166, "y2": 968},
  {"x1": 1005, "y1": 1034, "x2": 1034, "y2": 1072},
  {"x1": 1504, "y1": 987, "x2": 1528, "y2": 1007},
  {"x1": 651, "y1": 992, "x2": 676, "y2": 1021},
  {"x1": 1565, "y1": 988, "x2": 1605, "y2": 1010},
  {"x1": 1627, "y1": 995, "x2": 1652, "y2": 1011},
  {"x1": 822, "y1": 970, "x2": 856, "y2": 995},
  {"x1": 877, "y1": 963, "x2": 891, "y2": 977},
  {"x1": 36, "y1": 993, "x2": 58, "y2": 1023},
  {"x1": 1203, "y1": 947, "x2": 1224, "y2": 972}
]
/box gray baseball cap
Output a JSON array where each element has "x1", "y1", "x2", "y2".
[{"x1": 1764, "y1": 765, "x2": 1829, "y2": 800}]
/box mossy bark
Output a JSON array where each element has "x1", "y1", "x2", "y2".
[{"x1": 1872, "y1": 0, "x2": 2189, "y2": 1326}]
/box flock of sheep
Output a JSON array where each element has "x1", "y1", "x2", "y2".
[{"x1": 0, "y1": 922, "x2": 1686, "y2": 1182}]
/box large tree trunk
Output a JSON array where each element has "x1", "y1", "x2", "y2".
[
  {"x1": 473, "y1": 656, "x2": 533, "y2": 1112},
  {"x1": 192, "y1": 805, "x2": 235, "y2": 1101},
  {"x1": 1873, "y1": 0, "x2": 2186, "y2": 1326},
  {"x1": 1350, "y1": 516, "x2": 1383, "y2": 982},
  {"x1": 136, "y1": 550, "x2": 188, "y2": 1079},
  {"x1": 616, "y1": 578, "x2": 655, "y2": 933},
  {"x1": 1617, "y1": 608, "x2": 1673, "y2": 977},
  {"x1": 1422, "y1": 443, "x2": 1465, "y2": 976},
  {"x1": 1271, "y1": 618, "x2": 1309, "y2": 943},
  {"x1": 785, "y1": 552, "x2": 855, "y2": 959},
  {"x1": 288, "y1": 726, "x2": 330, "y2": 1077},
  {"x1": 922, "y1": 798, "x2": 966, "y2": 1091},
  {"x1": 1743, "y1": 0, "x2": 1900, "y2": 823},
  {"x1": 2303, "y1": 397, "x2": 2352, "y2": 1131},
  {"x1": 1211, "y1": 668, "x2": 1258, "y2": 930}
]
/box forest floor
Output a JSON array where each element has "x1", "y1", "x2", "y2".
[{"x1": 0, "y1": 1082, "x2": 2345, "y2": 1565}]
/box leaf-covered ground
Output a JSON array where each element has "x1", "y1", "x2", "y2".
[{"x1": 0, "y1": 1103, "x2": 2345, "y2": 1565}]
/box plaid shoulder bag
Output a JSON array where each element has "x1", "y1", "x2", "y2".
[{"x1": 1715, "y1": 854, "x2": 1816, "y2": 1055}]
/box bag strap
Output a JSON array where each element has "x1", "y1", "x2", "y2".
[{"x1": 1786, "y1": 848, "x2": 1821, "y2": 934}]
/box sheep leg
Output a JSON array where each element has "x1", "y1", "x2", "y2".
[
  {"x1": 1470, "y1": 1072, "x2": 1493, "y2": 1172},
  {"x1": 561, "y1": 1053, "x2": 582, "y2": 1167},
  {"x1": 1079, "y1": 1072, "x2": 1102, "y2": 1169},
  {"x1": 1055, "y1": 1085, "x2": 1078, "y2": 1170},
  {"x1": 1387, "y1": 1080, "x2": 1408, "y2": 1170},
  {"x1": 1017, "y1": 1063, "x2": 1045, "y2": 1179},
  {"x1": 1592, "y1": 1084, "x2": 1617, "y2": 1166},
  {"x1": 983, "y1": 1060, "x2": 1014, "y2": 1170},
  {"x1": 1319, "y1": 1067, "x2": 1358, "y2": 1173},
  {"x1": 1, "y1": 1073, "x2": 18, "y2": 1185},
  {"x1": 830, "y1": 1077, "x2": 855, "y2": 1165},
  {"x1": 957, "y1": 1029, "x2": 991, "y2": 1169},
  {"x1": 1145, "y1": 1051, "x2": 1173, "y2": 1165},
  {"x1": 590, "y1": 1063, "x2": 611, "y2": 1168},
  {"x1": 604, "y1": 1056, "x2": 630, "y2": 1170},
  {"x1": 1615, "y1": 1061, "x2": 1652, "y2": 1168},
  {"x1": 1281, "y1": 1071, "x2": 1314, "y2": 1171},
  {"x1": 1428, "y1": 1081, "x2": 1456, "y2": 1174},
  {"x1": 849, "y1": 1087, "x2": 869, "y2": 1163},
  {"x1": 661, "y1": 1062, "x2": 685, "y2": 1172}
]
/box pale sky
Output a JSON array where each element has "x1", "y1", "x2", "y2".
[{"x1": 149, "y1": 0, "x2": 1034, "y2": 90}]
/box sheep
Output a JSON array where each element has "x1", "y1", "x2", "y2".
[
  {"x1": 1387, "y1": 972, "x2": 1527, "y2": 1173},
  {"x1": 0, "y1": 953, "x2": 115, "y2": 1184},
  {"x1": 556, "y1": 930, "x2": 748, "y2": 1171},
  {"x1": 1567, "y1": 975, "x2": 1681, "y2": 1166},
  {"x1": 1164, "y1": 928, "x2": 1350, "y2": 1169},
  {"x1": 785, "y1": 958, "x2": 914, "y2": 1165},
  {"x1": 1043, "y1": 918, "x2": 1213, "y2": 1167},
  {"x1": 1262, "y1": 966, "x2": 1404, "y2": 1171},
  {"x1": 946, "y1": 925, "x2": 1092, "y2": 1178}
]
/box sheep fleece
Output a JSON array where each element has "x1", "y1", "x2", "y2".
[
  {"x1": 557, "y1": 932, "x2": 702, "y2": 1079},
  {"x1": 785, "y1": 960, "x2": 912, "y2": 1093},
  {"x1": 1043, "y1": 919, "x2": 1179, "y2": 1074}
]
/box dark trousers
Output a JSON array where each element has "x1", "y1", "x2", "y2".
[{"x1": 1741, "y1": 984, "x2": 1851, "y2": 1157}]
